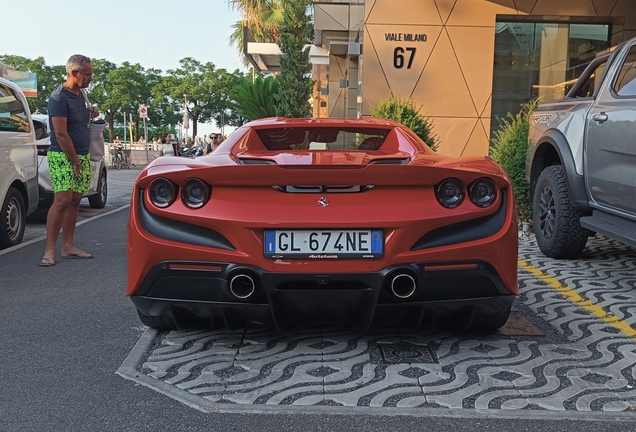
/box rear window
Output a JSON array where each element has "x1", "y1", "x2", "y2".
[
  {"x1": 0, "y1": 83, "x2": 31, "y2": 133},
  {"x1": 571, "y1": 60, "x2": 607, "y2": 98},
  {"x1": 614, "y1": 45, "x2": 636, "y2": 97},
  {"x1": 255, "y1": 127, "x2": 390, "y2": 151}
]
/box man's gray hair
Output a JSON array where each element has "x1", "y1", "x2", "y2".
[{"x1": 66, "y1": 54, "x2": 91, "y2": 74}]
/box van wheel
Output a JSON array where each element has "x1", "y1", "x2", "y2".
[
  {"x1": 532, "y1": 165, "x2": 588, "y2": 258},
  {"x1": 0, "y1": 187, "x2": 26, "y2": 249},
  {"x1": 89, "y1": 170, "x2": 107, "y2": 209}
]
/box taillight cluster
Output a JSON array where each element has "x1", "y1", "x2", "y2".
[
  {"x1": 435, "y1": 178, "x2": 497, "y2": 209},
  {"x1": 148, "y1": 178, "x2": 210, "y2": 209}
]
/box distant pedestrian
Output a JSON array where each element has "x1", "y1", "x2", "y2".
[
  {"x1": 40, "y1": 54, "x2": 98, "y2": 267},
  {"x1": 204, "y1": 133, "x2": 219, "y2": 155},
  {"x1": 158, "y1": 133, "x2": 175, "y2": 156},
  {"x1": 114, "y1": 136, "x2": 121, "y2": 145}
]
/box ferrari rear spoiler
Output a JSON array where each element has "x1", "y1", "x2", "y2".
[{"x1": 141, "y1": 160, "x2": 509, "y2": 188}]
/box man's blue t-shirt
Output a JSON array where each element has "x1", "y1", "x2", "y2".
[{"x1": 48, "y1": 85, "x2": 90, "y2": 155}]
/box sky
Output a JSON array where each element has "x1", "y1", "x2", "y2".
[{"x1": 3, "y1": 0, "x2": 248, "y2": 138}]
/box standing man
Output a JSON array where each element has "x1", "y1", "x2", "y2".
[{"x1": 39, "y1": 54, "x2": 98, "y2": 267}]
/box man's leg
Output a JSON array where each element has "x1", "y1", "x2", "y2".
[
  {"x1": 43, "y1": 190, "x2": 73, "y2": 260},
  {"x1": 60, "y1": 191, "x2": 84, "y2": 256}
]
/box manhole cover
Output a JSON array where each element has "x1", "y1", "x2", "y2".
[{"x1": 379, "y1": 341, "x2": 437, "y2": 364}]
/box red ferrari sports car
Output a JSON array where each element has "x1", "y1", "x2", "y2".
[{"x1": 127, "y1": 117, "x2": 518, "y2": 331}]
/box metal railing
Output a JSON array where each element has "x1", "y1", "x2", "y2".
[{"x1": 104, "y1": 142, "x2": 159, "y2": 168}]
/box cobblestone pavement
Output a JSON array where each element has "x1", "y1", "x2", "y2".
[{"x1": 118, "y1": 234, "x2": 636, "y2": 416}]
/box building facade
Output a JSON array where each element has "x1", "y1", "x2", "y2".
[{"x1": 311, "y1": 0, "x2": 636, "y2": 156}]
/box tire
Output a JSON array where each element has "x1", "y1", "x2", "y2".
[
  {"x1": 466, "y1": 308, "x2": 511, "y2": 332},
  {"x1": 137, "y1": 310, "x2": 178, "y2": 330},
  {"x1": 532, "y1": 165, "x2": 588, "y2": 258},
  {"x1": 114, "y1": 156, "x2": 122, "y2": 170},
  {"x1": 443, "y1": 304, "x2": 511, "y2": 332},
  {"x1": 0, "y1": 187, "x2": 26, "y2": 250},
  {"x1": 88, "y1": 170, "x2": 107, "y2": 209}
]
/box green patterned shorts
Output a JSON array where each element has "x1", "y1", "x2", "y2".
[{"x1": 48, "y1": 151, "x2": 91, "y2": 194}]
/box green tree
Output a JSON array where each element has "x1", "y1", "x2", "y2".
[
  {"x1": 0, "y1": 55, "x2": 65, "y2": 113},
  {"x1": 95, "y1": 62, "x2": 158, "y2": 142},
  {"x1": 153, "y1": 58, "x2": 214, "y2": 139},
  {"x1": 490, "y1": 99, "x2": 539, "y2": 222},
  {"x1": 370, "y1": 94, "x2": 439, "y2": 151},
  {"x1": 201, "y1": 66, "x2": 247, "y2": 131},
  {"x1": 230, "y1": 74, "x2": 280, "y2": 120},
  {"x1": 274, "y1": 0, "x2": 313, "y2": 117},
  {"x1": 227, "y1": 0, "x2": 283, "y2": 65}
]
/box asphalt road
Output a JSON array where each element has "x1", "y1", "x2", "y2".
[{"x1": 1, "y1": 169, "x2": 636, "y2": 431}]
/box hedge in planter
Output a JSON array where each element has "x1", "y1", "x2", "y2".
[
  {"x1": 370, "y1": 94, "x2": 439, "y2": 151},
  {"x1": 490, "y1": 99, "x2": 539, "y2": 223}
]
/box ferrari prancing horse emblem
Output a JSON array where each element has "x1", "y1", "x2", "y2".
[{"x1": 318, "y1": 196, "x2": 329, "y2": 208}]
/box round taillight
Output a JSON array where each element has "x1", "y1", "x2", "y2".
[
  {"x1": 436, "y1": 178, "x2": 465, "y2": 208},
  {"x1": 469, "y1": 178, "x2": 497, "y2": 207},
  {"x1": 181, "y1": 178, "x2": 209, "y2": 209},
  {"x1": 149, "y1": 178, "x2": 176, "y2": 208}
]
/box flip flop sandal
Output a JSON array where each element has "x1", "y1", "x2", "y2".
[
  {"x1": 38, "y1": 257, "x2": 56, "y2": 267},
  {"x1": 62, "y1": 251, "x2": 94, "y2": 259}
]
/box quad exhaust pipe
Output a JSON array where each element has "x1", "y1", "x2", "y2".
[
  {"x1": 390, "y1": 273, "x2": 417, "y2": 299},
  {"x1": 229, "y1": 273, "x2": 256, "y2": 299}
]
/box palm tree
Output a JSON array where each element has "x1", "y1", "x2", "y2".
[{"x1": 227, "y1": 0, "x2": 284, "y2": 64}]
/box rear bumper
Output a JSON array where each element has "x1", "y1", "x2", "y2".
[{"x1": 131, "y1": 260, "x2": 514, "y2": 330}]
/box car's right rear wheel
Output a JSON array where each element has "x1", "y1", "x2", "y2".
[
  {"x1": 0, "y1": 187, "x2": 26, "y2": 250},
  {"x1": 532, "y1": 165, "x2": 588, "y2": 258}
]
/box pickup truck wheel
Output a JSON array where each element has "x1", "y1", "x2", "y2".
[{"x1": 533, "y1": 165, "x2": 588, "y2": 258}]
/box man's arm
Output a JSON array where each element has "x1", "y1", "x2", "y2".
[{"x1": 50, "y1": 116, "x2": 80, "y2": 164}]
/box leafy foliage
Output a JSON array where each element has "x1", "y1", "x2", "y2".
[
  {"x1": 230, "y1": 74, "x2": 280, "y2": 120},
  {"x1": 274, "y1": 0, "x2": 313, "y2": 118},
  {"x1": 0, "y1": 55, "x2": 65, "y2": 114},
  {"x1": 490, "y1": 99, "x2": 539, "y2": 222},
  {"x1": 1, "y1": 54, "x2": 247, "y2": 141},
  {"x1": 228, "y1": 0, "x2": 283, "y2": 65},
  {"x1": 370, "y1": 94, "x2": 439, "y2": 151}
]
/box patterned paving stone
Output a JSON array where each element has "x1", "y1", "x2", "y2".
[{"x1": 118, "y1": 234, "x2": 636, "y2": 416}]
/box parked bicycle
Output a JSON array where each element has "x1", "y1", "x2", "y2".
[{"x1": 110, "y1": 144, "x2": 132, "y2": 169}]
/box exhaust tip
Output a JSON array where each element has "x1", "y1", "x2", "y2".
[
  {"x1": 391, "y1": 273, "x2": 416, "y2": 299},
  {"x1": 229, "y1": 274, "x2": 256, "y2": 299}
]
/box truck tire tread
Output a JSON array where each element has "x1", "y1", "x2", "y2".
[{"x1": 533, "y1": 165, "x2": 588, "y2": 258}]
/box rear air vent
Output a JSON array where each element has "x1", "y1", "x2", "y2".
[
  {"x1": 237, "y1": 158, "x2": 277, "y2": 165},
  {"x1": 274, "y1": 185, "x2": 374, "y2": 193},
  {"x1": 369, "y1": 158, "x2": 409, "y2": 165}
]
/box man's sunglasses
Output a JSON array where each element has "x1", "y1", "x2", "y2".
[{"x1": 74, "y1": 70, "x2": 93, "y2": 79}]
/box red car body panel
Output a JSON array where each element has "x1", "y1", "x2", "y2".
[{"x1": 127, "y1": 117, "x2": 518, "y2": 331}]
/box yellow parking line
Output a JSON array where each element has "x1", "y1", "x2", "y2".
[{"x1": 518, "y1": 259, "x2": 636, "y2": 338}]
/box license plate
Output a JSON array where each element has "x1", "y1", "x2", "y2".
[{"x1": 264, "y1": 230, "x2": 383, "y2": 259}]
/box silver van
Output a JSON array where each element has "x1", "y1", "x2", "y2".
[
  {"x1": 31, "y1": 114, "x2": 107, "y2": 209},
  {"x1": 0, "y1": 77, "x2": 39, "y2": 249}
]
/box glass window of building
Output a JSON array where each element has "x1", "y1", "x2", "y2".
[{"x1": 490, "y1": 22, "x2": 610, "y2": 139}]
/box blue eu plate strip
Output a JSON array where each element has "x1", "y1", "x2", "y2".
[
  {"x1": 371, "y1": 230, "x2": 383, "y2": 253},
  {"x1": 265, "y1": 230, "x2": 276, "y2": 253}
]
